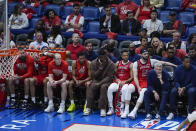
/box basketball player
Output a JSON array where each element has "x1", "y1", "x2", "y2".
[
  {"x1": 67, "y1": 52, "x2": 91, "y2": 112},
  {"x1": 107, "y1": 50, "x2": 133, "y2": 116},
  {"x1": 44, "y1": 53, "x2": 69, "y2": 113},
  {"x1": 24, "y1": 47, "x2": 54, "y2": 107},
  {"x1": 122, "y1": 49, "x2": 177, "y2": 119},
  {"x1": 7, "y1": 47, "x2": 34, "y2": 109}
]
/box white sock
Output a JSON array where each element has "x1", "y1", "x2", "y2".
[
  {"x1": 85, "y1": 100, "x2": 87, "y2": 105},
  {"x1": 44, "y1": 97, "x2": 48, "y2": 102},
  {"x1": 24, "y1": 95, "x2": 29, "y2": 99},
  {"x1": 11, "y1": 94, "x2": 15, "y2": 98},
  {"x1": 71, "y1": 100, "x2": 74, "y2": 104},
  {"x1": 31, "y1": 97, "x2": 36, "y2": 103},
  {"x1": 125, "y1": 104, "x2": 129, "y2": 113},
  {"x1": 132, "y1": 106, "x2": 138, "y2": 114},
  {"x1": 49, "y1": 100, "x2": 53, "y2": 105},
  {"x1": 108, "y1": 101, "x2": 113, "y2": 108},
  {"x1": 120, "y1": 102, "x2": 125, "y2": 109},
  {"x1": 61, "y1": 100, "x2": 65, "y2": 105}
]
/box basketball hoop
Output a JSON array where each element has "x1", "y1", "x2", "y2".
[{"x1": 0, "y1": 49, "x2": 19, "y2": 79}]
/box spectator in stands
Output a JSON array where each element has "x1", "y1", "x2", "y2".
[
  {"x1": 41, "y1": 9, "x2": 61, "y2": 31},
  {"x1": 8, "y1": 4, "x2": 29, "y2": 29},
  {"x1": 186, "y1": 33, "x2": 196, "y2": 52},
  {"x1": 133, "y1": 28, "x2": 150, "y2": 46},
  {"x1": 100, "y1": 5, "x2": 121, "y2": 34},
  {"x1": 151, "y1": 37, "x2": 167, "y2": 57},
  {"x1": 23, "y1": 0, "x2": 50, "y2": 7},
  {"x1": 128, "y1": 42, "x2": 141, "y2": 62},
  {"x1": 121, "y1": 11, "x2": 141, "y2": 36},
  {"x1": 162, "y1": 47, "x2": 182, "y2": 65},
  {"x1": 29, "y1": 31, "x2": 48, "y2": 49},
  {"x1": 168, "y1": 42, "x2": 187, "y2": 61},
  {"x1": 64, "y1": 4, "x2": 84, "y2": 32},
  {"x1": 47, "y1": 25, "x2": 63, "y2": 48},
  {"x1": 162, "y1": 11, "x2": 185, "y2": 37},
  {"x1": 167, "y1": 56, "x2": 196, "y2": 120},
  {"x1": 116, "y1": 0, "x2": 138, "y2": 21},
  {"x1": 84, "y1": 49, "x2": 115, "y2": 116},
  {"x1": 180, "y1": 0, "x2": 196, "y2": 10},
  {"x1": 144, "y1": 62, "x2": 170, "y2": 121},
  {"x1": 105, "y1": 39, "x2": 120, "y2": 60},
  {"x1": 135, "y1": 0, "x2": 155, "y2": 24},
  {"x1": 149, "y1": 0, "x2": 164, "y2": 8},
  {"x1": 28, "y1": 20, "x2": 47, "y2": 43},
  {"x1": 143, "y1": 10, "x2": 163, "y2": 36},
  {"x1": 84, "y1": 40, "x2": 98, "y2": 61},
  {"x1": 168, "y1": 31, "x2": 187, "y2": 52},
  {"x1": 66, "y1": 33, "x2": 85, "y2": 60},
  {"x1": 135, "y1": 36, "x2": 148, "y2": 54},
  {"x1": 189, "y1": 45, "x2": 196, "y2": 66},
  {"x1": 147, "y1": 45, "x2": 162, "y2": 60}
]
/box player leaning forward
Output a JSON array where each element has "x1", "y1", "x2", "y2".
[
  {"x1": 44, "y1": 53, "x2": 69, "y2": 113},
  {"x1": 123, "y1": 49, "x2": 177, "y2": 119}
]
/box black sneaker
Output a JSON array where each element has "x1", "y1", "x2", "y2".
[
  {"x1": 9, "y1": 99, "x2": 16, "y2": 109},
  {"x1": 21, "y1": 100, "x2": 29, "y2": 110},
  {"x1": 145, "y1": 114, "x2": 152, "y2": 121}
]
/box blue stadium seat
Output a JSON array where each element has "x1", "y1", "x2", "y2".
[
  {"x1": 159, "y1": 11, "x2": 170, "y2": 24},
  {"x1": 29, "y1": 17, "x2": 40, "y2": 29},
  {"x1": 179, "y1": 12, "x2": 195, "y2": 26},
  {"x1": 132, "y1": 0, "x2": 141, "y2": 5},
  {"x1": 165, "y1": 0, "x2": 182, "y2": 10},
  {"x1": 26, "y1": 4, "x2": 43, "y2": 17},
  {"x1": 188, "y1": 26, "x2": 196, "y2": 36},
  {"x1": 43, "y1": 4, "x2": 61, "y2": 16},
  {"x1": 62, "y1": 6, "x2": 73, "y2": 19},
  {"x1": 87, "y1": 21, "x2": 100, "y2": 33},
  {"x1": 82, "y1": 7, "x2": 100, "y2": 21},
  {"x1": 8, "y1": 2, "x2": 20, "y2": 15},
  {"x1": 100, "y1": 7, "x2": 116, "y2": 17}
]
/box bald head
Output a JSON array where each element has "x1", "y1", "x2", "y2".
[
  {"x1": 72, "y1": 33, "x2": 80, "y2": 44},
  {"x1": 54, "y1": 53, "x2": 62, "y2": 65}
]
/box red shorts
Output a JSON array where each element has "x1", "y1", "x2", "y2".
[
  {"x1": 34, "y1": 75, "x2": 48, "y2": 86},
  {"x1": 130, "y1": 79, "x2": 147, "y2": 91}
]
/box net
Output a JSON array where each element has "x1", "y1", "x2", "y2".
[{"x1": 0, "y1": 49, "x2": 19, "y2": 79}]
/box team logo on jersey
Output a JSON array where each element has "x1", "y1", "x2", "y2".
[
  {"x1": 132, "y1": 119, "x2": 160, "y2": 129},
  {"x1": 78, "y1": 66, "x2": 85, "y2": 74},
  {"x1": 52, "y1": 69, "x2": 63, "y2": 76},
  {"x1": 17, "y1": 63, "x2": 27, "y2": 70}
]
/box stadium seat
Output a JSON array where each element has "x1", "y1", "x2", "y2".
[
  {"x1": 179, "y1": 12, "x2": 195, "y2": 26},
  {"x1": 165, "y1": 0, "x2": 182, "y2": 10},
  {"x1": 26, "y1": 4, "x2": 43, "y2": 17},
  {"x1": 15, "y1": 34, "x2": 28, "y2": 45},
  {"x1": 62, "y1": 6, "x2": 73, "y2": 19},
  {"x1": 87, "y1": 21, "x2": 100, "y2": 34},
  {"x1": 8, "y1": 2, "x2": 20, "y2": 15},
  {"x1": 100, "y1": 7, "x2": 116, "y2": 16},
  {"x1": 82, "y1": 7, "x2": 100, "y2": 21},
  {"x1": 84, "y1": 38, "x2": 101, "y2": 51},
  {"x1": 188, "y1": 26, "x2": 196, "y2": 36},
  {"x1": 66, "y1": 37, "x2": 83, "y2": 45},
  {"x1": 159, "y1": 11, "x2": 170, "y2": 24},
  {"x1": 43, "y1": 4, "x2": 61, "y2": 16},
  {"x1": 29, "y1": 17, "x2": 40, "y2": 29},
  {"x1": 101, "y1": 39, "x2": 118, "y2": 48},
  {"x1": 119, "y1": 40, "x2": 132, "y2": 52},
  {"x1": 132, "y1": 0, "x2": 141, "y2": 5}
]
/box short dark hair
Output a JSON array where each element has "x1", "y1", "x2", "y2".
[
  {"x1": 85, "y1": 40, "x2": 93, "y2": 46},
  {"x1": 98, "y1": 48, "x2": 106, "y2": 56},
  {"x1": 73, "y1": 4, "x2": 80, "y2": 8},
  {"x1": 189, "y1": 45, "x2": 196, "y2": 51},
  {"x1": 168, "y1": 42, "x2": 175, "y2": 49},
  {"x1": 151, "y1": 10, "x2": 158, "y2": 15},
  {"x1": 182, "y1": 56, "x2": 190, "y2": 62},
  {"x1": 77, "y1": 52, "x2": 85, "y2": 58},
  {"x1": 150, "y1": 31, "x2": 160, "y2": 39},
  {"x1": 121, "y1": 50, "x2": 129, "y2": 54},
  {"x1": 188, "y1": 33, "x2": 196, "y2": 44},
  {"x1": 104, "y1": 5, "x2": 110, "y2": 9},
  {"x1": 140, "y1": 36, "x2": 148, "y2": 42},
  {"x1": 167, "y1": 47, "x2": 175, "y2": 52}
]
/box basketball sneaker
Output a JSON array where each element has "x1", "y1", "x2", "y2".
[
  {"x1": 67, "y1": 103, "x2": 76, "y2": 112},
  {"x1": 21, "y1": 99, "x2": 28, "y2": 110},
  {"x1": 107, "y1": 107, "x2": 114, "y2": 115},
  {"x1": 166, "y1": 113, "x2": 174, "y2": 120},
  {"x1": 83, "y1": 108, "x2": 91, "y2": 116},
  {"x1": 128, "y1": 111, "x2": 137, "y2": 120},
  {"x1": 100, "y1": 109, "x2": 106, "y2": 117},
  {"x1": 44, "y1": 104, "x2": 54, "y2": 112},
  {"x1": 9, "y1": 98, "x2": 16, "y2": 109},
  {"x1": 145, "y1": 114, "x2": 152, "y2": 121},
  {"x1": 83, "y1": 104, "x2": 86, "y2": 112},
  {"x1": 57, "y1": 103, "x2": 65, "y2": 114}
]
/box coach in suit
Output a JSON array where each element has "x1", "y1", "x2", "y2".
[
  {"x1": 144, "y1": 62, "x2": 170, "y2": 121},
  {"x1": 100, "y1": 5, "x2": 121, "y2": 34}
]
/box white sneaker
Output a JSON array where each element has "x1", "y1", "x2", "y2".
[
  {"x1": 107, "y1": 107, "x2": 114, "y2": 115},
  {"x1": 120, "y1": 108, "x2": 124, "y2": 116},
  {"x1": 100, "y1": 109, "x2": 106, "y2": 117},
  {"x1": 57, "y1": 103, "x2": 65, "y2": 114},
  {"x1": 145, "y1": 114, "x2": 152, "y2": 121},
  {"x1": 121, "y1": 111, "x2": 129, "y2": 119},
  {"x1": 155, "y1": 114, "x2": 161, "y2": 121},
  {"x1": 44, "y1": 104, "x2": 54, "y2": 112},
  {"x1": 166, "y1": 113, "x2": 174, "y2": 120},
  {"x1": 83, "y1": 108, "x2": 91, "y2": 116},
  {"x1": 128, "y1": 111, "x2": 137, "y2": 120}
]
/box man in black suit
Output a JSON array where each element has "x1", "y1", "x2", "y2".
[{"x1": 100, "y1": 5, "x2": 121, "y2": 34}]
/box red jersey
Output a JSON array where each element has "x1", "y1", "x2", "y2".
[
  {"x1": 76, "y1": 59, "x2": 88, "y2": 80},
  {"x1": 116, "y1": 1, "x2": 138, "y2": 20},
  {"x1": 137, "y1": 59, "x2": 152, "y2": 81},
  {"x1": 117, "y1": 61, "x2": 132, "y2": 81},
  {"x1": 48, "y1": 60, "x2": 68, "y2": 81},
  {"x1": 36, "y1": 55, "x2": 53, "y2": 76},
  {"x1": 14, "y1": 55, "x2": 34, "y2": 78},
  {"x1": 66, "y1": 43, "x2": 85, "y2": 60},
  {"x1": 135, "y1": 46, "x2": 142, "y2": 54},
  {"x1": 41, "y1": 15, "x2": 61, "y2": 31}
]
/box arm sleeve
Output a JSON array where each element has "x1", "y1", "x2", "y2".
[
  {"x1": 21, "y1": 13, "x2": 29, "y2": 28},
  {"x1": 113, "y1": 15, "x2": 121, "y2": 33},
  {"x1": 174, "y1": 68, "x2": 181, "y2": 88},
  {"x1": 22, "y1": 57, "x2": 34, "y2": 78},
  {"x1": 177, "y1": 21, "x2": 183, "y2": 34},
  {"x1": 159, "y1": 21, "x2": 163, "y2": 31},
  {"x1": 143, "y1": 20, "x2": 147, "y2": 29},
  {"x1": 63, "y1": 62, "x2": 69, "y2": 74},
  {"x1": 55, "y1": 35, "x2": 62, "y2": 46},
  {"x1": 79, "y1": 16, "x2": 84, "y2": 25},
  {"x1": 8, "y1": 15, "x2": 13, "y2": 28},
  {"x1": 65, "y1": 15, "x2": 69, "y2": 24},
  {"x1": 147, "y1": 72, "x2": 155, "y2": 92}
]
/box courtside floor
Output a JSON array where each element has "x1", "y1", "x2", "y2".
[{"x1": 0, "y1": 108, "x2": 186, "y2": 131}]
